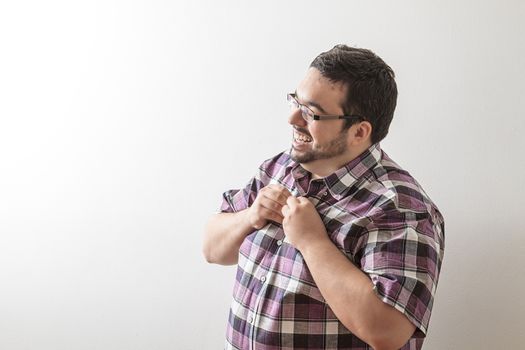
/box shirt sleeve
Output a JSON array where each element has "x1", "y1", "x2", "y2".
[
  {"x1": 220, "y1": 175, "x2": 263, "y2": 213},
  {"x1": 357, "y1": 208, "x2": 445, "y2": 337},
  {"x1": 219, "y1": 151, "x2": 290, "y2": 213},
  {"x1": 219, "y1": 158, "x2": 275, "y2": 213}
]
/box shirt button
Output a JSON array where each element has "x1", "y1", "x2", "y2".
[
  {"x1": 276, "y1": 240, "x2": 283, "y2": 246},
  {"x1": 248, "y1": 316, "x2": 254, "y2": 324},
  {"x1": 321, "y1": 190, "x2": 328, "y2": 196},
  {"x1": 260, "y1": 276, "x2": 266, "y2": 282}
]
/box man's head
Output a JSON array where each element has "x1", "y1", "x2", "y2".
[
  {"x1": 288, "y1": 45, "x2": 397, "y2": 174},
  {"x1": 310, "y1": 44, "x2": 398, "y2": 144}
]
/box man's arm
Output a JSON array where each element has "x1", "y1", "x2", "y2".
[
  {"x1": 202, "y1": 209, "x2": 252, "y2": 265},
  {"x1": 300, "y1": 238, "x2": 416, "y2": 350},
  {"x1": 282, "y1": 197, "x2": 416, "y2": 350},
  {"x1": 203, "y1": 184, "x2": 292, "y2": 265}
]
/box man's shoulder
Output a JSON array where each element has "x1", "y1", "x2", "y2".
[
  {"x1": 369, "y1": 151, "x2": 441, "y2": 217},
  {"x1": 258, "y1": 150, "x2": 294, "y2": 173}
]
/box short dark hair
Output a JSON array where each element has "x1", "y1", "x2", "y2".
[{"x1": 310, "y1": 45, "x2": 397, "y2": 144}]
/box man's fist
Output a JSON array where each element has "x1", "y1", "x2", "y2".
[
  {"x1": 281, "y1": 196, "x2": 328, "y2": 251},
  {"x1": 246, "y1": 184, "x2": 292, "y2": 229}
]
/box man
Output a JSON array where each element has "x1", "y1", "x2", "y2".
[{"x1": 203, "y1": 45, "x2": 445, "y2": 350}]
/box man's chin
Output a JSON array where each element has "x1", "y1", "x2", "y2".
[{"x1": 290, "y1": 148, "x2": 314, "y2": 164}]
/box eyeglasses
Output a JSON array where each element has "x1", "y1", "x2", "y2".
[{"x1": 287, "y1": 93, "x2": 364, "y2": 124}]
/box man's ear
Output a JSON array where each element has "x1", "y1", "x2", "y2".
[{"x1": 348, "y1": 121, "x2": 373, "y2": 146}]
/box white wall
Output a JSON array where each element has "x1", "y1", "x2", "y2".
[{"x1": 1, "y1": 1, "x2": 524, "y2": 349}]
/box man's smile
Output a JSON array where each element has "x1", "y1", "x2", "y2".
[{"x1": 293, "y1": 130, "x2": 313, "y2": 143}]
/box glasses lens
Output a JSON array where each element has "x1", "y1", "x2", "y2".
[
  {"x1": 300, "y1": 106, "x2": 314, "y2": 123},
  {"x1": 288, "y1": 94, "x2": 313, "y2": 123},
  {"x1": 287, "y1": 94, "x2": 297, "y2": 108}
]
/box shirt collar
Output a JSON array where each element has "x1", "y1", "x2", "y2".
[{"x1": 289, "y1": 143, "x2": 383, "y2": 199}]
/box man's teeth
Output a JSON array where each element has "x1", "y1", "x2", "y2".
[{"x1": 294, "y1": 131, "x2": 312, "y2": 142}]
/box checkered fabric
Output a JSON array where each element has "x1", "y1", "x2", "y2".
[{"x1": 220, "y1": 143, "x2": 445, "y2": 350}]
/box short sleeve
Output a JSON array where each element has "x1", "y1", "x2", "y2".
[
  {"x1": 220, "y1": 175, "x2": 264, "y2": 213},
  {"x1": 358, "y1": 209, "x2": 445, "y2": 337},
  {"x1": 219, "y1": 152, "x2": 291, "y2": 213}
]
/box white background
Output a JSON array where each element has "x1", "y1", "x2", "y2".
[{"x1": 1, "y1": 1, "x2": 524, "y2": 349}]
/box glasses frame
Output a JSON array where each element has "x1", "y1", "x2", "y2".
[{"x1": 287, "y1": 93, "x2": 365, "y2": 123}]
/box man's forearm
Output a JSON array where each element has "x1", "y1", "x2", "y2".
[
  {"x1": 299, "y1": 237, "x2": 416, "y2": 350},
  {"x1": 202, "y1": 209, "x2": 252, "y2": 265}
]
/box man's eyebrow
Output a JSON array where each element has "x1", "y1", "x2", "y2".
[{"x1": 294, "y1": 90, "x2": 329, "y2": 115}]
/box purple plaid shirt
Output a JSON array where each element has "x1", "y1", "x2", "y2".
[{"x1": 220, "y1": 143, "x2": 445, "y2": 350}]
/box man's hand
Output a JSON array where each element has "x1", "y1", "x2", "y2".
[
  {"x1": 246, "y1": 184, "x2": 292, "y2": 230},
  {"x1": 281, "y1": 196, "x2": 328, "y2": 251}
]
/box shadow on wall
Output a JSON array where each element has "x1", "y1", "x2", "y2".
[{"x1": 424, "y1": 220, "x2": 524, "y2": 349}]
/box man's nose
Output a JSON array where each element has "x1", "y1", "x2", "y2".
[{"x1": 288, "y1": 108, "x2": 307, "y2": 127}]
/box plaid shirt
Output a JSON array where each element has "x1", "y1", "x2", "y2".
[{"x1": 220, "y1": 143, "x2": 445, "y2": 350}]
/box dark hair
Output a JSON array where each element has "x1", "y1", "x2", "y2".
[{"x1": 310, "y1": 44, "x2": 397, "y2": 144}]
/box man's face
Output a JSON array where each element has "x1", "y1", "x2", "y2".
[{"x1": 288, "y1": 68, "x2": 350, "y2": 164}]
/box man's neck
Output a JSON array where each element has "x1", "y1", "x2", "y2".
[{"x1": 302, "y1": 142, "x2": 373, "y2": 179}]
